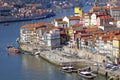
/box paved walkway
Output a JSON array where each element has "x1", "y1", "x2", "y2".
[
  {"x1": 19, "y1": 43, "x2": 120, "y2": 79},
  {"x1": 39, "y1": 49, "x2": 120, "y2": 79}
]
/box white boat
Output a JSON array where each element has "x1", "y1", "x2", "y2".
[
  {"x1": 78, "y1": 71, "x2": 96, "y2": 79},
  {"x1": 60, "y1": 65, "x2": 78, "y2": 73},
  {"x1": 60, "y1": 66, "x2": 72, "y2": 73}
]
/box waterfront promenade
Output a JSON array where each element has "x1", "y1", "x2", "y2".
[
  {"x1": 19, "y1": 42, "x2": 120, "y2": 80},
  {"x1": 39, "y1": 49, "x2": 120, "y2": 80}
]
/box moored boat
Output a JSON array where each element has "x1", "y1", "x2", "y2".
[
  {"x1": 60, "y1": 66, "x2": 72, "y2": 73},
  {"x1": 7, "y1": 45, "x2": 21, "y2": 54},
  {"x1": 60, "y1": 65, "x2": 77, "y2": 73},
  {"x1": 78, "y1": 71, "x2": 96, "y2": 79},
  {"x1": 68, "y1": 66, "x2": 78, "y2": 73}
]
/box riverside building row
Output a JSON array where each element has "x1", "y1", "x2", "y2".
[{"x1": 19, "y1": 3, "x2": 120, "y2": 65}]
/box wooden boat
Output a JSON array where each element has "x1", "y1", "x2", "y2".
[
  {"x1": 68, "y1": 66, "x2": 78, "y2": 72},
  {"x1": 7, "y1": 45, "x2": 21, "y2": 54},
  {"x1": 60, "y1": 66, "x2": 78, "y2": 73},
  {"x1": 60, "y1": 66, "x2": 72, "y2": 73},
  {"x1": 78, "y1": 71, "x2": 96, "y2": 79}
]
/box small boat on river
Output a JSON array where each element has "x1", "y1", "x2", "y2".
[
  {"x1": 60, "y1": 66, "x2": 72, "y2": 73},
  {"x1": 7, "y1": 45, "x2": 21, "y2": 54},
  {"x1": 60, "y1": 65, "x2": 77, "y2": 73},
  {"x1": 78, "y1": 71, "x2": 96, "y2": 79}
]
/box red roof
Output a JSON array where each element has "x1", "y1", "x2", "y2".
[
  {"x1": 103, "y1": 6, "x2": 110, "y2": 11},
  {"x1": 85, "y1": 27, "x2": 99, "y2": 32},
  {"x1": 111, "y1": 7, "x2": 120, "y2": 10},
  {"x1": 69, "y1": 16, "x2": 81, "y2": 20},
  {"x1": 21, "y1": 22, "x2": 47, "y2": 28}
]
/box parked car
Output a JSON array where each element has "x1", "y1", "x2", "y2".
[{"x1": 105, "y1": 63, "x2": 119, "y2": 71}]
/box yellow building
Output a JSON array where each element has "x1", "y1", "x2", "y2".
[
  {"x1": 74, "y1": 7, "x2": 83, "y2": 17},
  {"x1": 65, "y1": 27, "x2": 73, "y2": 37},
  {"x1": 113, "y1": 36, "x2": 120, "y2": 64}
]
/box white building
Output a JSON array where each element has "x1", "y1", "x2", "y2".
[
  {"x1": 55, "y1": 21, "x2": 68, "y2": 28},
  {"x1": 20, "y1": 24, "x2": 37, "y2": 43},
  {"x1": 84, "y1": 13, "x2": 91, "y2": 27},
  {"x1": 110, "y1": 7, "x2": 120, "y2": 20},
  {"x1": 20, "y1": 22, "x2": 61, "y2": 50},
  {"x1": 63, "y1": 16, "x2": 81, "y2": 27},
  {"x1": 117, "y1": 21, "x2": 120, "y2": 28},
  {"x1": 44, "y1": 28, "x2": 60, "y2": 49},
  {"x1": 91, "y1": 13, "x2": 97, "y2": 26}
]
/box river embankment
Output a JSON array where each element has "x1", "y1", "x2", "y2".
[
  {"x1": 0, "y1": 12, "x2": 55, "y2": 24},
  {"x1": 18, "y1": 42, "x2": 120, "y2": 80}
]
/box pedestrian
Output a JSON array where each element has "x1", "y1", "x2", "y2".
[
  {"x1": 88, "y1": 67, "x2": 91, "y2": 71},
  {"x1": 105, "y1": 72, "x2": 108, "y2": 78}
]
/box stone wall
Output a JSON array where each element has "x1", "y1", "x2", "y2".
[{"x1": 63, "y1": 46, "x2": 106, "y2": 63}]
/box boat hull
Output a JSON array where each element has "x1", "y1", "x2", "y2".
[
  {"x1": 78, "y1": 71, "x2": 96, "y2": 79},
  {"x1": 7, "y1": 46, "x2": 21, "y2": 54}
]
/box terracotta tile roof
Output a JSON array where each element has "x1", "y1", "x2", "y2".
[
  {"x1": 76, "y1": 30, "x2": 86, "y2": 34},
  {"x1": 34, "y1": 22, "x2": 47, "y2": 27},
  {"x1": 112, "y1": 20, "x2": 118, "y2": 22},
  {"x1": 82, "y1": 36, "x2": 95, "y2": 41},
  {"x1": 106, "y1": 30, "x2": 120, "y2": 35},
  {"x1": 72, "y1": 24, "x2": 83, "y2": 31},
  {"x1": 115, "y1": 35, "x2": 120, "y2": 40},
  {"x1": 104, "y1": 33, "x2": 115, "y2": 37},
  {"x1": 55, "y1": 18, "x2": 63, "y2": 21},
  {"x1": 102, "y1": 6, "x2": 110, "y2": 10},
  {"x1": 85, "y1": 27, "x2": 99, "y2": 32},
  {"x1": 75, "y1": 33, "x2": 92, "y2": 39},
  {"x1": 99, "y1": 15, "x2": 112, "y2": 20},
  {"x1": 111, "y1": 7, "x2": 120, "y2": 10},
  {"x1": 21, "y1": 22, "x2": 47, "y2": 28},
  {"x1": 92, "y1": 32, "x2": 105, "y2": 37},
  {"x1": 82, "y1": 16, "x2": 85, "y2": 19},
  {"x1": 72, "y1": 23, "x2": 83, "y2": 28},
  {"x1": 69, "y1": 16, "x2": 81, "y2": 20},
  {"x1": 114, "y1": 30, "x2": 120, "y2": 35},
  {"x1": 102, "y1": 36, "x2": 113, "y2": 41},
  {"x1": 21, "y1": 24, "x2": 34, "y2": 28},
  {"x1": 57, "y1": 21, "x2": 68, "y2": 24}
]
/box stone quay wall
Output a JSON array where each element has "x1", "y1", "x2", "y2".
[{"x1": 19, "y1": 43, "x2": 120, "y2": 80}]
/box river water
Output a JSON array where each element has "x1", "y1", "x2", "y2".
[{"x1": 0, "y1": 8, "x2": 106, "y2": 80}]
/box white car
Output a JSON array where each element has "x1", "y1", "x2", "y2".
[{"x1": 109, "y1": 65, "x2": 119, "y2": 71}]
